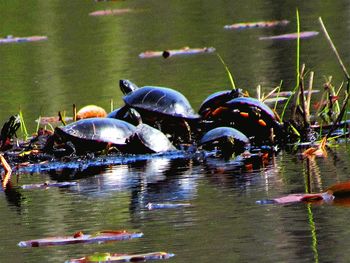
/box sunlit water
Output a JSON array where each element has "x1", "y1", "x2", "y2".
[{"x1": 1, "y1": 1, "x2": 350, "y2": 262}]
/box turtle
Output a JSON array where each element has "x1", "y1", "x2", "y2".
[
  {"x1": 45, "y1": 117, "x2": 137, "y2": 155},
  {"x1": 119, "y1": 79, "x2": 199, "y2": 120},
  {"x1": 107, "y1": 107, "x2": 140, "y2": 126},
  {"x1": 118, "y1": 79, "x2": 201, "y2": 144},
  {"x1": 199, "y1": 126, "x2": 250, "y2": 158},
  {"x1": 205, "y1": 97, "x2": 283, "y2": 144},
  {"x1": 198, "y1": 89, "x2": 244, "y2": 118},
  {"x1": 119, "y1": 109, "x2": 176, "y2": 154},
  {"x1": 45, "y1": 110, "x2": 176, "y2": 156}
]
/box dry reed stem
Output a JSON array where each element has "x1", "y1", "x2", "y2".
[
  {"x1": 73, "y1": 104, "x2": 77, "y2": 122},
  {"x1": 0, "y1": 154, "x2": 12, "y2": 189},
  {"x1": 319, "y1": 17, "x2": 350, "y2": 80},
  {"x1": 306, "y1": 71, "x2": 314, "y2": 121}
]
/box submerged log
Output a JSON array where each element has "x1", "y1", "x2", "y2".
[{"x1": 18, "y1": 230, "x2": 143, "y2": 247}]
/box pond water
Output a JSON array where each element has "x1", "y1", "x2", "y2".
[{"x1": 1, "y1": 0, "x2": 350, "y2": 262}]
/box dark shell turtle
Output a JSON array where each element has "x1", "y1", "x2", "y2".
[
  {"x1": 107, "y1": 106, "x2": 140, "y2": 126},
  {"x1": 198, "y1": 89, "x2": 243, "y2": 118},
  {"x1": 199, "y1": 126, "x2": 250, "y2": 157},
  {"x1": 208, "y1": 97, "x2": 283, "y2": 143},
  {"x1": 52, "y1": 118, "x2": 136, "y2": 154},
  {"x1": 119, "y1": 80, "x2": 201, "y2": 144},
  {"x1": 120, "y1": 79, "x2": 200, "y2": 120}
]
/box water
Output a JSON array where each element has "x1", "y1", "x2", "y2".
[{"x1": 1, "y1": 0, "x2": 350, "y2": 262}]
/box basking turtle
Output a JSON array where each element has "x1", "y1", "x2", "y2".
[
  {"x1": 119, "y1": 79, "x2": 199, "y2": 120},
  {"x1": 118, "y1": 79, "x2": 201, "y2": 144},
  {"x1": 199, "y1": 126, "x2": 250, "y2": 158},
  {"x1": 205, "y1": 97, "x2": 283, "y2": 144},
  {"x1": 198, "y1": 89, "x2": 243, "y2": 118},
  {"x1": 45, "y1": 109, "x2": 175, "y2": 156},
  {"x1": 46, "y1": 117, "x2": 136, "y2": 155},
  {"x1": 120, "y1": 109, "x2": 176, "y2": 154},
  {"x1": 107, "y1": 107, "x2": 140, "y2": 126}
]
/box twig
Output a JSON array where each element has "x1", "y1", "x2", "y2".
[
  {"x1": 306, "y1": 71, "x2": 314, "y2": 121},
  {"x1": 257, "y1": 85, "x2": 261, "y2": 101},
  {"x1": 326, "y1": 83, "x2": 350, "y2": 137},
  {"x1": 319, "y1": 17, "x2": 350, "y2": 136},
  {"x1": 0, "y1": 154, "x2": 12, "y2": 189},
  {"x1": 73, "y1": 104, "x2": 77, "y2": 122},
  {"x1": 299, "y1": 64, "x2": 309, "y2": 128},
  {"x1": 319, "y1": 17, "x2": 350, "y2": 80},
  {"x1": 58, "y1": 111, "x2": 67, "y2": 126}
]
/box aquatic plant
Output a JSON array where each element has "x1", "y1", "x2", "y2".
[{"x1": 216, "y1": 53, "x2": 236, "y2": 90}]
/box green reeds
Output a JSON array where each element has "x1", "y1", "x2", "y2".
[
  {"x1": 19, "y1": 110, "x2": 29, "y2": 140},
  {"x1": 281, "y1": 9, "x2": 301, "y2": 121},
  {"x1": 318, "y1": 17, "x2": 350, "y2": 136},
  {"x1": 58, "y1": 111, "x2": 67, "y2": 126},
  {"x1": 217, "y1": 53, "x2": 236, "y2": 90},
  {"x1": 319, "y1": 17, "x2": 350, "y2": 80},
  {"x1": 35, "y1": 116, "x2": 41, "y2": 134}
]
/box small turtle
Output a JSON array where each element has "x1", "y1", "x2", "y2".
[
  {"x1": 199, "y1": 126, "x2": 250, "y2": 158},
  {"x1": 120, "y1": 109, "x2": 176, "y2": 154}
]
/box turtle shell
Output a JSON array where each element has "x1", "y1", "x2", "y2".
[
  {"x1": 123, "y1": 124, "x2": 176, "y2": 154},
  {"x1": 209, "y1": 97, "x2": 282, "y2": 143},
  {"x1": 225, "y1": 97, "x2": 276, "y2": 121},
  {"x1": 200, "y1": 126, "x2": 250, "y2": 155},
  {"x1": 55, "y1": 118, "x2": 136, "y2": 152},
  {"x1": 107, "y1": 106, "x2": 140, "y2": 126},
  {"x1": 198, "y1": 89, "x2": 243, "y2": 117},
  {"x1": 123, "y1": 86, "x2": 200, "y2": 119}
]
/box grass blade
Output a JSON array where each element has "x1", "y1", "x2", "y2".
[{"x1": 217, "y1": 53, "x2": 236, "y2": 90}]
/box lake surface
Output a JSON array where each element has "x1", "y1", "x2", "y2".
[{"x1": 1, "y1": 1, "x2": 350, "y2": 262}]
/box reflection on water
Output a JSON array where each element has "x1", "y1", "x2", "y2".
[
  {"x1": 1, "y1": 145, "x2": 350, "y2": 262},
  {"x1": 2, "y1": 0, "x2": 350, "y2": 262}
]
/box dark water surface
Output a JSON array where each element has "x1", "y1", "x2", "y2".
[{"x1": 1, "y1": 1, "x2": 350, "y2": 262}]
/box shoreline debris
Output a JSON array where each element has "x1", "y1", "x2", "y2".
[
  {"x1": 18, "y1": 230, "x2": 143, "y2": 247},
  {"x1": 139, "y1": 46, "x2": 216, "y2": 59},
  {"x1": 259, "y1": 31, "x2": 319, "y2": 40},
  {"x1": 0, "y1": 35, "x2": 47, "y2": 44},
  {"x1": 224, "y1": 20, "x2": 289, "y2": 30},
  {"x1": 66, "y1": 251, "x2": 175, "y2": 263},
  {"x1": 89, "y1": 8, "x2": 132, "y2": 16}
]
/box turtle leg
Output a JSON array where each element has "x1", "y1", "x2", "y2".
[
  {"x1": 43, "y1": 134, "x2": 55, "y2": 153},
  {"x1": 182, "y1": 119, "x2": 192, "y2": 143},
  {"x1": 0, "y1": 115, "x2": 21, "y2": 151}
]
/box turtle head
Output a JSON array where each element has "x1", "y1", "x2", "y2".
[
  {"x1": 128, "y1": 108, "x2": 143, "y2": 126},
  {"x1": 119, "y1": 79, "x2": 139, "y2": 95},
  {"x1": 229, "y1": 88, "x2": 244, "y2": 98}
]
